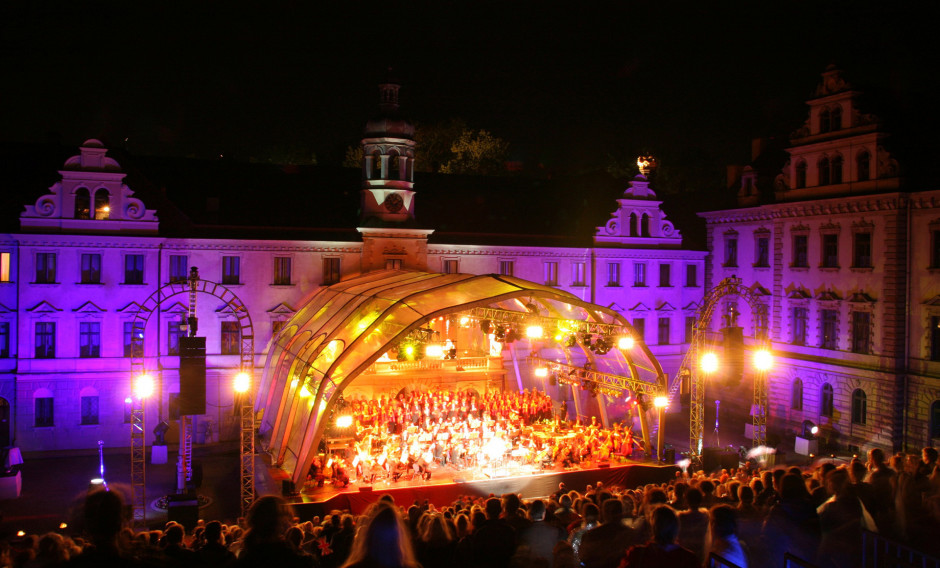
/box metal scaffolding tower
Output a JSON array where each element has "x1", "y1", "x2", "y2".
[
  {"x1": 130, "y1": 404, "x2": 146, "y2": 527},
  {"x1": 240, "y1": 393, "x2": 255, "y2": 517}
]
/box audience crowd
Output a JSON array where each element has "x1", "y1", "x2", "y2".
[{"x1": 1, "y1": 446, "x2": 938, "y2": 568}]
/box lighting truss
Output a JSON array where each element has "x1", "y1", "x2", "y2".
[
  {"x1": 465, "y1": 306, "x2": 630, "y2": 338},
  {"x1": 529, "y1": 356, "x2": 664, "y2": 397},
  {"x1": 130, "y1": 405, "x2": 146, "y2": 528}
]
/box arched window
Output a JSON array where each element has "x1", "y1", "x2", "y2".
[
  {"x1": 94, "y1": 189, "x2": 110, "y2": 220},
  {"x1": 389, "y1": 151, "x2": 400, "y2": 178},
  {"x1": 818, "y1": 157, "x2": 831, "y2": 186},
  {"x1": 74, "y1": 188, "x2": 91, "y2": 220},
  {"x1": 831, "y1": 155, "x2": 843, "y2": 185},
  {"x1": 856, "y1": 151, "x2": 871, "y2": 182},
  {"x1": 931, "y1": 400, "x2": 940, "y2": 439},
  {"x1": 830, "y1": 105, "x2": 842, "y2": 131},
  {"x1": 819, "y1": 108, "x2": 831, "y2": 134},
  {"x1": 851, "y1": 388, "x2": 867, "y2": 425},
  {"x1": 821, "y1": 383, "x2": 834, "y2": 417},
  {"x1": 372, "y1": 150, "x2": 382, "y2": 177},
  {"x1": 792, "y1": 378, "x2": 803, "y2": 411},
  {"x1": 641, "y1": 214, "x2": 651, "y2": 237},
  {"x1": 629, "y1": 213, "x2": 638, "y2": 237},
  {"x1": 795, "y1": 161, "x2": 807, "y2": 189}
]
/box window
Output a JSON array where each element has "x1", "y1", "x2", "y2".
[
  {"x1": 685, "y1": 264, "x2": 697, "y2": 287},
  {"x1": 35, "y1": 397, "x2": 54, "y2": 427},
  {"x1": 35, "y1": 322, "x2": 55, "y2": 358},
  {"x1": 851, "y1": 311, "x2": 871, "y2": 354},
  {"x1": 1, "y1": 252, "x2": 11, "y2": 282},
  {"x1": 795, "y1": 161, "x2": 807, "y2": 189},
  {"x1": 607, "y1": 262, "x2": 621, "y2": 286},
  {"x1": 544, "y1": 262, "x2": 558, "y2": 286},
  {"x1": 853, "y1": 232, "x2": 872, "y2": 268},
  {"x1": 74, "y1": 188, "x2": 91, "y2": 219},
  {"x1": 724, "y1": 237, "x2": 738, "y2": 267},
  {"x1": 931, "y1": 400, "x2": 940, "y2": 439},
  {"x1": 684, "y1": 316, "x2": 695, "y2": 343},
  {"x1": 79, "y1": 322, "x2": 100, "y2": 358},
  {"x1": 850, "y1": 388, "x2": 867, "y2": 425},
  {"x1": 385, "y1": 258, "x2": 402, "y2": 270},
  {"x1": 633, "y1": 263, "x2": 646, "y2": 286},
  {"x1": 792, "y1": 235, "x2": 808, "y2": 267},
  {"x1": 931, "y1": 316, "x2": 940, "y2": 362},
  {"x1": 572, "y1": 262, "x2": 586, "y2": 286},
  {"x1": 168, "y1": 321, "x2": 186, "y2": 356},
  {"x1": 820, "y1": 309, "x2": 839, "y2": 350},
  {"x1": 272, "y1": 320, "x2": 286, "y2": 337},
  {"x1": 755, "y1": 236, "x2": 770, "y2": 267},
  {"x1": 932, "y1": 230, "x2": 940, "y2": 269},
  {"x1": 792, "y1": 378, "x2": 803, "y2": 411},
  {"x1": 124, "y1": 322, "x2": 143, "y2": 358},
  {"x1": 80, "y1": 253, "x2": 101, "y2": 284},
  {"x1": 498, "y1": 260, "x2": 514, "y2": 277},
  {"x1": 792, "y1": 307, "x2": 808, "y2": 345},
  {"x1": 221, "y1": 321, "x2": 240, "y2": 355},
  {"x1": 36, "y1": 252, "x2": 56, "y2": 283},
  {"x1": 124, "y1": 397, "x2": 133, "y2": 424},
  {"x1": 274, "y1": 257, "x2": 292, "y2": 285},
  {"x1": 658, "y1": 264, "x2": 671, "y2": 287},
  {"x1": 81, "y1": 395, "x2": 99, "y2": 425},
  {"x1": 657, "y1": 317, "x2": 670, "y2": 345},
  {"x1": 443, "y1": 259, "x2": 458, "y2": 275},
  {"x1": 169, "y1": 255, "x2": 188, "y2": 283},
  {"x1": 632, "y1": 318, "x2": 645, "y2": 341},
  {"x1": 124, "y1": 254, "x2": 144, "y2": 284},
  {"x1": 222, "y1": 256, "x2": 240, "y2": 285},
  {"x1": 94, "y1": 190, "x2": 110, "y2": 220},
  {"x1": 821, "y1": 383, "x2": 834, "y2": 417},
  {"x1": 819, "y1": 108, "x2": 831, "y2": 134},
  {"x1": 0, "y1": 322, "x2": 8, "y2": 357},
  {"x1": 821, "y1": 233, "x2": 839, "y2": 268},
  {"x1": 818, "y1": 157, "x2": 830, "y2": 185},
  {"x1": 831, "y1": 155, "x2": 843, "y2": 184},
  {"x1": 830, "y1": 106, "x2": 842, "y2": 131},
  {"x1": 323, "y1": 257, "x2": 341, "y2": 285},
  {"x1": 857, "y1": 151, "x2": 871, "y2": 182}
]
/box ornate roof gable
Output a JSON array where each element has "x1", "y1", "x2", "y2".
[
  {"x1": 21, "y1": 139, "x2": 158, "y2": 234},
  {"x1": 594, "y1": 174, "x2": 683, "y2": 249}
]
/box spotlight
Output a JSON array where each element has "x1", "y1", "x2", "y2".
[
  {"x1": 653, "y1": 396, "x2": 668, "y2": 408},
  {"x1": 425, "y1": 344, "x2": 444, "y2": 358},
  {"x1": 618, "y1": 336, "x2": 635, "y2": 350},
  {"x1": 580, "y1": 333, "x2": 593, "y2": 347},
  {"x1": 481, "y1": 319, "x2": 492, "y2": 334},
  {"x1": 753, "y1": 349, "x2": 773, "y2": 371},
  {"x1": 494, "y1": 326, "x2": 507, "y2": 342},
  {"x1": 593, "y1": 336, "x2": 612, "y2": 355},
  {"x1": 700, "y1": 352, "x2": 719, "y2": 374},
  {"x1": 459, "y1": 316, "x2": 470, "y2": 326},
  {"x1": 335, "y1": 415, "x2": 353, "y2": 428},
  {"x1": 534, "y1": 366, "x2": 548, "y2": 378},
  {"x1": 549, "y1": 373, "x2": 557, "y2": 386},
  {"x1": 565, "y1": 335, "x2": 577, "y2": 348},
  {"x1": 526, "y1": 325, "x2": 544, "y2": 339},
  {"x1": 233, "y1": 372, "x2": 251, "y2": 393}
]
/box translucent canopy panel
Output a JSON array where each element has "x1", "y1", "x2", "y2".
[{"x1": 257, "y1": 269, "x2": 666, "y2": 485}]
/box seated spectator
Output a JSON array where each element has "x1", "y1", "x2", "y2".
[
  {"x1": 619, "y1": 505, "x2": 697, "y2": 568},
  {"x1": 340, "y1": 503, "x2": 420, "y2": 568},
  {"x1": 236, "y1": 496, "x2": 310, "y2": 568}
]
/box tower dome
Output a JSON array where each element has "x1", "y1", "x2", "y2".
[{"x1": 364, "y1": 83, "x2": 415, "y2": 139}]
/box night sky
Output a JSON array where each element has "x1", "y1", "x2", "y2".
[{"x1": 2, "y1": 2, "x2": 938, "y2": 182}]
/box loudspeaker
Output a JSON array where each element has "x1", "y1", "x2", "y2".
[
  {"x1": 166, "y1": 493, "x2": 199, "y2": 530},
  {"x1": 663, "y1": 447, "x2": 676, "y2": 464},
  {"x1": 702, "y1": 447, "x2": 722, "y2": 473},
  {"x1": 179, "y1": 337, "x2": 206, "y2": 415},
  {"x1": 719, "y1": 451, "x2": 738, "y2": 470},
  {"x1": 721, "y1": 326, "x2": 744, "y2": 386}
]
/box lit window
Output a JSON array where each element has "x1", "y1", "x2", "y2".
[
  {"x1": 820, "y1": 309, "x2": 839, "y2": 350},
  {"x1": 853, "y1": 232, "x2": 872, "y2": 268},
  {"x1": 607, "y1": 262, "x2": 620, "y2": 287},
  {"x1": 35, "y1": 322, "x2": 55, "y2": 358},
  {"x1": 168, "y1": 321, "x2": 185, "y2": 356},
  {"x1": 658, "y1": 264, "x2": 671, "y2": 287},
  {"x1": 323, "y1": 258, "x2": 341, "y2": 285},
  {"x1": 36, "y1": 252, "x2": 56, "y2": 284},
  {"x1": 792, "y1": 378, "x2": 803, "y2": 411},
  {"x1": 81, "y1": 395, "x2": 99, "y2": 425},
  {"x1": 94, "y1": 190, "x2": 110, "y2": 220},
  {"x1": 851, "y1": 311, "x2": 871, "y2": 354},
  {"x1": 274, "y1": 257, "x2": 292, "y2": 285},
  {"x1": 35, "y1": 397, "x2": 54, "y2": 427},
  {"x1": 821, "y1": 383, "x2": 834, "y2": 417},
  {"x1": 0, "y1": 252, "x2": 10, "y2": 282},
  {"x1": 792, "y1": 307, "x2": 808, "y2": 346},
  {"x1": 572, "y1": 262, "x2": 586, "y2": 286},
  {"x1": 657, "y1": 317, "x2": 670, "y2": 345},
  {"x1": 222, "y1": 256, "x2": 240, "y2": 285},
  {"x1": 124, "y1": 254, "x2": 144, "y2": 284},
  {"x1": 79, "y1": 321, "x2": 100, "y2": 358},
  {"x1": 81, "y1": 253, "x2": 101, "y2": 284},
  {"x1": 633, "y1": 263, "x2": 646, "y2": 287},
  {"x1": 851, "y1": 389, "x2": 867, "y2": 425},
  {"x1": 169, "y1": 255, "x2": 188, "y2": 283},
  {"x1": 498, "y1": 260, "x2": 514, "y2": 277},
  {"x1": 544, "y1": 262, "x2": 558, "y2": 286},
  {"x1": 221, "y1": 321, "x2": 240, "y2": 355}
]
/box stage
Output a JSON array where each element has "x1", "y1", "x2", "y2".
[{"x1": 263, "y1": 458, "x2": 679, "y2": 518}]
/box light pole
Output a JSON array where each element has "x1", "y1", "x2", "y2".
[
  {"x1": 234, "y1": 372, "x2": 255, "y2": 518},
  {"x1": 130, "y1": 373, "x2": 154, "y2": 528}
]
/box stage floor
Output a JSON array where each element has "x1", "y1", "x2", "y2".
[{"x1": 263, "y1": 458, "x2": 680, "y2": 517}]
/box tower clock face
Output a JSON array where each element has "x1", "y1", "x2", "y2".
[{"x1": 383, "y1": 192, "x2": 404, "y2": 213}]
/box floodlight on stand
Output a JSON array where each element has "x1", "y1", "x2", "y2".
[
  {"x1": 459, "y1": 316, "x2": 470, "y2": 326},
  {"x1": 335, "y1": 415, "x2": 353, "y2": 429},
  {"x1": 233, "y1": 372, "x2": 251, "y2": 393},
  {"x1": 700, "y1": 352, "x2": 719, "y2": 374},
  {"x1": 654, "y1": 396, "x2": 669, "y2": 409},
  {"x1": 753, "y1": 349, "x2": 773, "y2": 372},
  {"x1": 134, "y1": 374, "x2": 154, "y2": 399},
  {"x1": 425, "y1": 343, "x2": 444, "y2": 358},
  {"x1": 618, "y1": 336, "x2": 635, "y2": 350},
  {"x1": 526, "y1": 325, "x2": 544, "y2": 339},
  {"x1": 565, "y1": 335, "x2": 577, "y2": 348},
  {"x1": 534, "y1": 366, "x2": 548, "y2": 378}
]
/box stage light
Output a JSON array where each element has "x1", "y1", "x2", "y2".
[
  {"x1": 59, "y1": 523, "x2": 67, "y2": 530},
  {"x1": 233, "y1": 372, "x2": 251, "y2": 393},
  {"x1": 404, "y1": 344, "x2": 416, "y2": 357},
  {"x1": 459, "y1": 316, "x2": 470, "y2": 326},
  {"x1": 811, "y1": 426, "x2": 819, "y2": 435},
  {"x1": 425, "y1": 344, "x2": 444, "y2": 358},
  {"x1": 481, "y1": 319, "x2": 492, "y2": 334},
  {"x1": 618, "y1": 336, "x2": 635, "y2": 350},
  {"x1": 700, "y1": 352, "x2": 719, "y2": 374},
  {"x1": 526, "y1": 325, "x2": 544, "y2": 339},
  {"x1": 654, "y1": 396, "x2": 668, "y2": 408},
  {"x1": 335, "y1": 415, "x2": 353, "y2": 428},
  {"x1": 16, "y1": 531, "x2": 25, "y2": 538},
  {"x1": 753, "y1": 349, "x2": 773, "y2": 371},
  {"x1": 534, "y1": 366, "x2": 548, "y2": 378},
  {"x1": 565, "y1": 335, "x2": 577, "y2": 348},
  {"x1": 134, "y1": 374, "x2": 154, "y2": 399}
]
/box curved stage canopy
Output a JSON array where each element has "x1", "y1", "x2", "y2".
[{"x1": 256, "y1": 269, "x2": 667, "y2": 486}]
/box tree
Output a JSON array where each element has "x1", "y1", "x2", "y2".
[
  {"x1": 249, "y1": 144, "x2": 317, "y2": 166},
  {"x1": 414, "y1": 118, "x2": 467, "y2": 173},
  {"x1": 439, "y1": 129, "x2": 509, "y2": 176},
  {"x1": 343, "y1": 145, "x2": 363, "y2": 169}
]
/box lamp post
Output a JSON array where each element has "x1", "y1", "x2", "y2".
[
  {"x1": 130, "y1": 374, "x2": 154, "y2": 528},
  {"x1": 234, "y1": 372, "x2": 255, "y2": 518}
]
